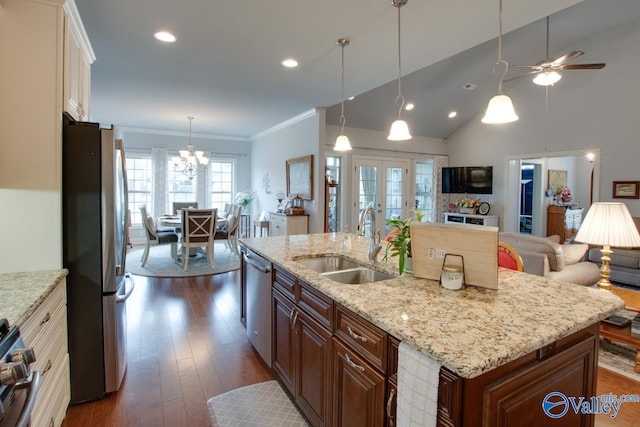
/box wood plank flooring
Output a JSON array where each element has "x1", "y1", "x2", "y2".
[{"x1": 61, "y1": 272, "x2": 640, "y2": 426}]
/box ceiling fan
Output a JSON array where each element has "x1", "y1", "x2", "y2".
[{"x1": 506, "y1": 16, "x2": 606, "y2": 86}]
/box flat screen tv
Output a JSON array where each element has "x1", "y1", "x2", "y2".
[{"x1": 441, "y1": 166, "x2": 493, "y2": 194}]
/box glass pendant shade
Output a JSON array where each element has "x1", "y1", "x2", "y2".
[
  {"x1": 533, "y1": 70, "x2": 562, "y2": 86},
  {"x1": 481, "y1": 93, "x2": 519, "y2": 124},
  {"x1": 388, "y1": 119, "x2": 412, "y2": 141},
  {"x1": 334, "y1": 134, "x2": 352, "y2": 151}
]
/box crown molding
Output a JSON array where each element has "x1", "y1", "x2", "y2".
[
  {"x1": 251, "y1": 108, "x2": 318, "y2": 141},
  {"x1": 118, "y1": 126, "x2": 251, "y2": 142},
  {"x1": 63, "y1": 0, "x2": 96, "y2": 63}
]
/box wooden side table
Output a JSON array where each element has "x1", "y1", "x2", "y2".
[
  {"x1": 254, "y1": 220, "x2": 269, "y2": 237},
  {"x1": 600, "y1": 287, "x2": 640, "y2": 373}
]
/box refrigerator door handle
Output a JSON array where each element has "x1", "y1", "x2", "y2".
[{"x1": 116, "y1": 273, "x2": 135, "y2": 303}]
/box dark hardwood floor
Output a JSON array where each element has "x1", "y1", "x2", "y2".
[
  {"x1": 61, "y1": 271, "x2": 272, "y2": 427},
  {"x1": 61, "y1": 271, "x2": 640, "y2": 426}
]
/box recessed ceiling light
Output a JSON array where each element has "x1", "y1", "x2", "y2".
[
  {"x1": 154, "y1": 31, "x2": 176, "y2": 43},
  {"x1": 448, "y1": 111, "x2": 458, "y2": 118},
  {"x1": 405, "y1": 103, "x2": 415, "y2": 111},
  {"x1": 348, "y1": 96, "x2": 355, "y2": 101},
  {"x1": 282, "y1": 58, "x2": 298, "y2": 68}
]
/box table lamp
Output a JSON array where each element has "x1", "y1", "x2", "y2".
[{"x1": 574, "y1": 202, "x2": 640, "y2": 289}]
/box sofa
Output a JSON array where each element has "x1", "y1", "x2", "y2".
[
  {"x1": 587, "y1": 217, "x2": 640, "y2": 288},
  {"x1": 499, "y1": 232, "x2": 600, "y2": 286}
]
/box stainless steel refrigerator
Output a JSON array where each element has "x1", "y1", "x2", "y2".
[{"x1": 62, "y1": 113, "x2": 134, "y2": 404}]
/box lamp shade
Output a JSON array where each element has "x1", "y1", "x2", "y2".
[
  {"x1": 481, "y1": 94, "x2": 519, "y2": 124},
  {"x1": 334, "y1": 134, "x2": 352, "y2": 151},
  {"x1": 387, "y1": 119, "x2": 412, "y2": 141},
  {"x1": 574, "y1": 202, "x2": 640, "y2": 247},
  {"x1": 533, "y1": 70, "x2": 562, "y2": 86}
]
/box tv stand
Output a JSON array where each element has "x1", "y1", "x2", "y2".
[{"x1": 443, "y1": 212, "x2": 498, "y2": 227}]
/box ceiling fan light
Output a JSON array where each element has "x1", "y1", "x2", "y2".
[
  {"x1": 388, "y1": 119, "x2": 412, "y2": 141},
  {"x1": 482, "y1": 93, "x2": 519, "y2": 124},
  {"x1": 334, "y1": 134, "x2": 352, "y2": 151},
  {"x1": 533, "y1": 70, "x2": 562, "y2": 86}
]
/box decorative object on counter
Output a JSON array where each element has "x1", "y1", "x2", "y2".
[
  {"x1": 574, "y1": 202, "x2": 640, "y2": 290},
  {"x1": 383, "y1": 208, "x2": 424, "y2": 275},
  {"x1": 235, "y1": 190, "x2": 255, "y2": 207},
  {"x1": 440, "y1": 254, "x2": 465, "y2": 290},
  {"x1": 456, "y1": 197, "x2": 481, "y2": 214},
  {"x1": 285, "y1": 194, "x2": 305, "y2": 215},
  {"x1": 171, "y1": 117, "x2": 209, "y2": 180},
  {"x1": 559, "y1": 186, "x2": 572, "y2": 203},
  {"x1": 447, "y1": 203, "x2": 457, "y2": 213},
  {"x1": 477, "y1": 201, "x2": 490, "y2": 215},
  {"x1": 612, "y1": 181, "x2": 640, "y2": 199},
  {"x1": 275, "y1": 191, "x2": 286, "y2": 212}
]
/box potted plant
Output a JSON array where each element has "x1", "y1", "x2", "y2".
[{"x1": 383, "y1": 208, "x2": 424, "y2": 275}]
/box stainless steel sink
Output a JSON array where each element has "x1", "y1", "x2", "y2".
[
  {"x1": 321, "y1": 267, "x2": 395, "y2": 284},
  {"x1": 294, "y1": 255, "x2": 360, "y2": 273}
]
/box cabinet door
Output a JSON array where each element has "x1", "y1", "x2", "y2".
[
  {"x1": 294, "y1": 310, "x2": 333, "y2": 427},
  {"x1": 272, "y1": 289, "x2": 296, "y2": 395},
  {"x1": 333, "y1": 339, "x2": 385, "y2": 427}
]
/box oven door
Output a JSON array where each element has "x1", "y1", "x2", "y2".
[{"x1": 0, "y1": 371, "x2": 41, "y2": 427}]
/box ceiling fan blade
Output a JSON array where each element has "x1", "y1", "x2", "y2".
[
  {"x1": 511, "y1": 64, "x2": 542, "y2": 70},
  {"x1": 551, "y1": 51, "x2": 584, "y2": 66},
  {"x1": 561, "y1": 63, "x2": 606, "y2": 70}
]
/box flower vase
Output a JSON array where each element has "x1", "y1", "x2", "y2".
[
  {"x1": 403, "y1": 256, "x2": 413, "y2": 274},
  {"x1": 459, "y1": 207, "x2": 476, "y2": 214}
]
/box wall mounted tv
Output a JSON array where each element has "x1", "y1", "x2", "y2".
[{"x1": 441, "y1": 166, "x2": 493, "y2": 194}]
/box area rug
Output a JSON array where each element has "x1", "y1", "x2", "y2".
[
  {"x1": 599, "y1": 340, "x2": 640, "y2": 382},
  {"x1": 207, "y1": 380, "x2": 308, "y2": 427},
  {"x1": 125, "y1": 243, "x2": 239, "y2": 277}
]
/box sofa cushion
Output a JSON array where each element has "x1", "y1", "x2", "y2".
[
  {"x1": 561, "y1": 243, "x2": 588, "y2": 265},
  {"x1": 589, "y1": 247, "x2": 640, "y2": 269}
]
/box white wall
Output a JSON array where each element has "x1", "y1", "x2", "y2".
[
  {"x1": 0, "y1": 0, "x2": 64, "y2": 273},
  {"x1": 446, "y1": 19, "x2": 640, "y2": 220},
  {"x1": 251, "y1": 110, "x2": 324, "y2": 233}
]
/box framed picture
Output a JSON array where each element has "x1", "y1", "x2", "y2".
[
  {"x1": 286, "y1": 155, "x2": 313, "y2": 200},
  {"x1": 548, "y1": 170, "x2": 568, "y2": 194},
  {"x1": 612, "y1": 181, "x2": 640, "y2": 199}
]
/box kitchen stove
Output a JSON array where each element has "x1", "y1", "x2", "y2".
[{"x1": 0, "y1": 319, "x2": 40, "y2": 427}]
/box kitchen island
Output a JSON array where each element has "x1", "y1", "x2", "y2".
[{"x1": 240, "y1": 233, "x2": 624, "y2": 426}]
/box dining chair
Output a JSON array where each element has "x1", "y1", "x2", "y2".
[
  {"x1": 498, "y1": 241, "x2": 524, "y2": 272},
  {"x1": 139, "y1": 206, "x2": 179, "y2": 267},
  {"x1": 172, "y1": 201, "x2": 198, "y2": 215},
  {"x1": 181, "y1": 208, "x2": 217, "y2": 270},
  {"x1": 215, "y1": 205, "x2": 242, "y2": 257},
  {"x1": 140, "y1": 204, "x2": 175, "y2": 233}
]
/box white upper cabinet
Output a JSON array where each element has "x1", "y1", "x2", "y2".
[{"x1": 63, "y1": 0, "x2": 95, "y2": 121}]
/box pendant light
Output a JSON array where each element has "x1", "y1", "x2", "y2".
[
  {"x1": 334, "y1": 37, "x2": 352, "y2": 151},
  {"x1": 387, "y1": 0, "x2": 412, "y2": 141},
  {"x1": 482, "y1": 0, "x2": 519, "y2": 124}
]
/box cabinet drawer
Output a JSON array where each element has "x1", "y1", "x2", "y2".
[
  {"x1": 296, "y1": 280, "x2": 333, "y2": 331},
  {"x1": 273, "y1": 267, "x2": 296, "y2": 300},
  {"x1": 21, "y1": 281, "x2": 66, "y2": 346},
  {"x1": 335, "y1": 304, "x2": 387, "y2": 373},
  {"x1": 32, "y1": 353, "x2": 70, "y2": 427}
]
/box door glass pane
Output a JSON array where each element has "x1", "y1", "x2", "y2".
[
  {"x1": 415, "y1": 160, "x2": 434, "y2": 221},
  {"x1": 385, "y1": 167, "x2": 404, "y2": 233},
  {"x1": 358, "y1": 165, "x2": 378, "y2": 236}
]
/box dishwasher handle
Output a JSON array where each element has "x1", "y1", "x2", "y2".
[{"x1": 244, "y1": 253, "x2": 271, "y2": 273}]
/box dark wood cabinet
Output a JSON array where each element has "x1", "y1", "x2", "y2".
[
  {"x1": 333, "y1": 338, "x2": 386, "y2": 427},
  {"x1": 272, "y1": 267, "x2": 333, "y2": 427},
  {"x1": 437, "y1": 323, "x2": 599, "y2": 427},
  {"x1": 547, "y1": 205, "x2": 584, "y2": 243}
]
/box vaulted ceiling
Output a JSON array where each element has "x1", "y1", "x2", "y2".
[{"x1": 76, "y1": 0, "x2": 640, "y2": 140}]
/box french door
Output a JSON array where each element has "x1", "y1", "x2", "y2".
[{"x1": 352, "y1": 158, "x2": 409, "y2": 236}]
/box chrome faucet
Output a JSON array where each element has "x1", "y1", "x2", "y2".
[{"x1": 359, "y1": 205, "x2": 382, "y2": 262}]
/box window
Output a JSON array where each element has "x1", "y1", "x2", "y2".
[
  {"x1": 210, "y1": 160, "x2": 234, "y2": 213},
  {"x1": 167, "y1": 162, "x2": 197, "y2": 209},
  {"x1": 126, "y1": 156, "x2": 152, "y2": 225}
]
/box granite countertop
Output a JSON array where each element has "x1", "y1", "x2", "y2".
[
  {"x1": 240, "y1": 233, "x2": 624, "y2": 379},
  {"x1": 0, "y1": 270, "x2": 68, "y2": 328}
]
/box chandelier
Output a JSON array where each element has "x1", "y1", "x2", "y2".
[{"x1": 172, "y1": 116, "x2": 209, "y2": 180}]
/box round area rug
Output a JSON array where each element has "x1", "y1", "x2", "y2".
[{"x1": 125, "y1": 243, "x2": 240, "y2": 277}]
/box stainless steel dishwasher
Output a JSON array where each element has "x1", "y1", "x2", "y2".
[{"x1": 244, "y1": 248, "x2": 273, "y2": 366}]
